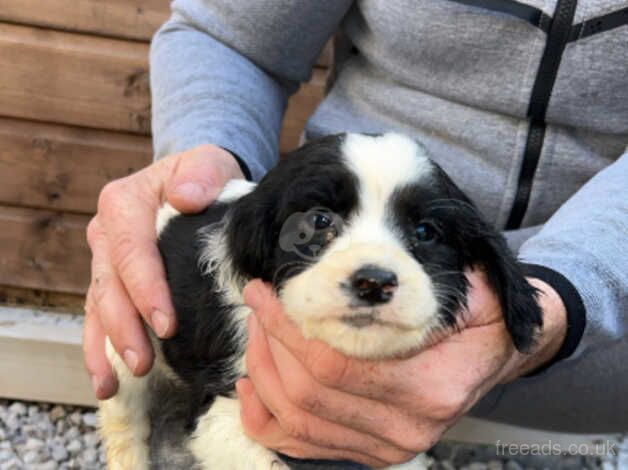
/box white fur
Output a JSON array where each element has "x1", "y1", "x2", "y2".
[
  {"x1": 155, "y1": 179, "x2": 256, "y2": 237},
  {"x1": 99, "y1": 338, "x2": 152, "y2": 470},
  {"x1": 342, "y1": 133, "x2": 432, "y2": 202},
  {"x1": 281, "y1": 133, "x2": 440, "y2": 359},
  {"x1": 156, "y1": 202, "x2": 180, "y2": 236},
  {"x1": 217, "y1": 179, "x2": 257, "y2": 203},
  {"x1": 189, "y1": 397, "x2": 288, "y2": 470},
  {"x1": 198, "y1": 223, "x2": 251, "y2": 376}
]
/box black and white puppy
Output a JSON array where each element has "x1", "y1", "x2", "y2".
[{"x1": 99, "y1": 133, "x2": 542, "y2": 470}]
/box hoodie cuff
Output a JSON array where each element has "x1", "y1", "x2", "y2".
[
  {"x1": 219, "y1": 146, "x2": 253, "y2": 181},
  {"x1": 521, "y1": 263, "x2": 587, "y2": 376}
]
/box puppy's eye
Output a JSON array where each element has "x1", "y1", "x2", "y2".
[
  {"x1": 311, "y1": 213, "x2": 333, "y2": 230},
  {"x1": 415, "y1": 222, "x2": 438, "y2": 242}
]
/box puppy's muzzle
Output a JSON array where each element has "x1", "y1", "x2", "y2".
[{"x1": 349, "y1": 265, "x2": 398, "y2": 305}]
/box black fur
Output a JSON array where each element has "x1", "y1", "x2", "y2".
[
  {"x1": 154, "y1": 133, "x2": 542, "y2": 468},
  {"x1": 390, "y1": 164, "x2": 542, "y2": 351},
  {"x1": 158, "y1": 203, "x2": 242, "y2": 430},
  {"x1": 226, "y1": 134, "x2": 359, "y2": 287}
]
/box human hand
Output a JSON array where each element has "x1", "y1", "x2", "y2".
[
  {"x1": 84, "y1": 144, "x2": 244, "y2": 399},
  {"x1": 238, "y1": 271, "x2": 566, "y2": 467}
]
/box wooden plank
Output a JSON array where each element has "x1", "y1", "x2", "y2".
[
  {"x1": 0, "y1": 0, "x2": 170, "y2": 42},
  {"x1": 0, "y1": 285, "x2": 86, "y2": 315},
  {"x1": 0, "y1": 307, "x2": 95, "y2": 407},
  {"x1": 0, "y1": 23, "x2": 152, "y2": 134},
  {"x1": 0, "y1": 23, "x2": 327, "y2": 144},
  {"x1": 0, "y1": 1, "x2": 333, "y2": 68},
  {"x1": 3, "y1": 304, "x2": 624, "y2": 461},
  {"x1": 0, "y1": 118, "x2": 152, "y2": 214},
  {"x1": 0, "y1": 206, "x2": 91, "y2": 295},
  {"x1": 280, "y1": 68, "x2": 327, "y2": 153}
]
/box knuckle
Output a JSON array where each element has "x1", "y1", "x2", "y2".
[
  {"x1": 386, "y1": 450, "x2": 417, "y2": 466},
  {"x1": 403, "y1": 433, "x2": 431, "y2": 454},
  {"x1": 91, "y1": 273, "x2": 112, "y2": 307},
  {"x1": 97, "y1": 180, "x2": 123, "y2": 214},
  {"x1": 109, "y1": 232, "x2": 138, "y2": 277},
  {"x1": 86, "y1": 217, "x2": 102, "y2": 248},
  {"x1": 191, "y1": 143, "x2": 219, "y2": 156},
  {"x1": 284, "y1": 379, "x2": 319, "y2": 411},
  {"x1": 281, "y1": 413, "x2": 311, "y2": 442},
  {"x1": 308, "y1": 347, "x2": 349, "y2": 387},
  {"x1": 431, "y1": 390, "x2": 467, "y2": 422}
]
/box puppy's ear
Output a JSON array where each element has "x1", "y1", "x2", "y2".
[
  {"x1": 225, "y1": 193, "x2": 276, "y2": 281},
  {"x1": 464, "y1": 225, "x2": 543, "y2": 352},
  {"x1": 436, "y1": 169, "x2": 543, "y2": 352}
]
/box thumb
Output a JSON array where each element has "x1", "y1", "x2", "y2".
[{"x1": 165, "y1": 145, "x2": 242, "y2": 213}]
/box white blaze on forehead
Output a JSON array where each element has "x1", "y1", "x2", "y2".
[{"x1": 341, "y1": 133, "x2": 432, "y2": 209}]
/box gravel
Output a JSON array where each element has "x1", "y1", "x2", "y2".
[
  {"x1": 0, "y1": 399, "x2": 621, "y2": 469},
  {"x1": 426, "y1": 441, "x2": 612, "y2": 470},
  {"x1": 0, "y1": 400, "x2": 105, "y2": 470}
]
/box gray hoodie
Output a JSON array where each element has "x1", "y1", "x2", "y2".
[{"x1": 150, "y1": 0, "x2": 628, "y2": 432}]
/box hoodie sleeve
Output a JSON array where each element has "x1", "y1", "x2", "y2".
[
  {"x1": 150, "y1": 0, "x2": 353, "y2": 180},
  {"x1": 518, "y1": 150, "x2": 628, "y2": 369}
]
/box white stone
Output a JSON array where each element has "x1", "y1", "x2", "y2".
[
  {"x1": 22, "y1": 450, "x2": 43, "y2": 464},
  {"x1": 50, "y1": 445, "x2": 68, "y2": 462},
  {"x1": 81, "y1": 413, "x2": 98, "y2": 428},
  {"x1": 66, "y1": 439, "x2": 82, "y2": 455},
  {"x1": 8, "y1": 403, "x2": 26, "y2": 417}
]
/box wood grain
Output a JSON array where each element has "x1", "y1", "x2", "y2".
[
  {"x1": 0, "y1": 118, "x2": 152, "y2": 214},
  {"x1": 0, "y1": 0, "x2": 170, "y2": 42},
  {"x1": 0, "y1": 206, "x2": 91, "y2": 295},
  {"x1": 0, "y1": 23, "x2": 152, "y2": 134},
  {"x1": 0, "y1": 285, "x2": 85, "y2": 315}
]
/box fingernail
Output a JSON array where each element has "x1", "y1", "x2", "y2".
[
  {"x1": 173, "y1": 182, "x2": 205, "y2": 201},
  {"x1": 151, "y1": 310, "x2": 170, "y2": 338},
  {"x1": 91, "y1": 375, "x2": 103, "y2": 395},
  {"x1": 123, "y1": 349, "x2": 139, "y2": 373}
]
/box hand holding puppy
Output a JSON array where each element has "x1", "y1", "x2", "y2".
[
  {"x1": 84, "y1": 144, "x2": 243, "y2": 399},
  {"x1": 239, "y1": 272, "x2": 567, "y2": 468}
]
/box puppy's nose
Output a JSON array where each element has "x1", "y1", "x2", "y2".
[{"x1": 351, "y1": 266, "x2": 398, "y2": 304}]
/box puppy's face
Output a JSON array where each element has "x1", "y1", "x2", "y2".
[{"x1": 227, "y1": 133, "x2": 541, "y2": 359}]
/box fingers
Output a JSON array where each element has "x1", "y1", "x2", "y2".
[
  {"x1": 265, "y1": 335, "x2": 438, "y2": 453},
  {"x1": 84, "y1": 144, "x2": 244, "y2": 400},
  {"x1": 164, "y1": 145, "x2": 244, "y2": 213},
  {"x1": 96, "y1": 180, "x2": 177, "y2": 339},
  {"x1": 83, "y1": 290, "x2": 118, "y2": 400},
  {"x1": 245, "y1": 315, "x2": 416, "y2": 465},
  {"x1": 86, "y1": 217, "x2": 154, "y2": 377},
  {"x1": 243, "y1": 279, "x2": 491, "y2": 422},
  {"x1": 237, "y1": 379, "x2": 390, "y2": 469},
  {"x1": 243, "y1": 280, "x2": 411, "y2": 400}
]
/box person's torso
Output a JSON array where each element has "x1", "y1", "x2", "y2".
[{"x1": 306, "y1": 0, "x2": 628, "y2": 230}]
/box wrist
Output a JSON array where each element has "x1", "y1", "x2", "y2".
[
  {"x1": 502, "y1": 278, "x2": 568, "y2": 381},
  {"x1": 217, "y1": 147, "x2": 252, "y2": 181}
]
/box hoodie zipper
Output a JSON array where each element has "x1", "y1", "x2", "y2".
[{"x1": 505, "y1": 0, "x2": 578, "y2": 229}]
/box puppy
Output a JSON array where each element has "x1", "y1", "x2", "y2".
[{"x1": 98, "y1": 133, "x2": 542, "y2": 470}]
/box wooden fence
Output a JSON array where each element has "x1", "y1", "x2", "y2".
[
  {"x1": 0, "y1": 1, "x2": 329, "y2": 312},
  {"x1": 0, "y1": 0, "x2": 328, "y2": 404}
]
